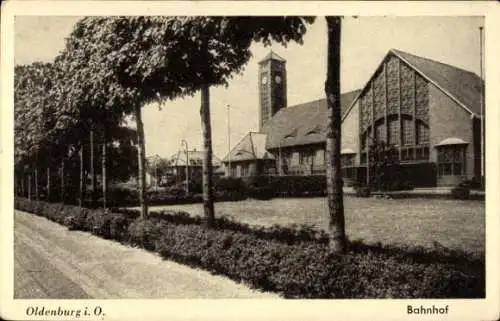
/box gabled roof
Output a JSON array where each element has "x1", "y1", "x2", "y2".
[
  {"x1": 222, "y1": 132, "x2": 275, "y2": 163},
  {"x1": 392, "y1": 49, "x2": 483, "y2": 116},
  {"x1": 259, "y1": 50, "x2": 286, "y2": 64},
  {"x1": 262, "y1": 90, "x2": 361, "y2": 150},
  {"x1": 171, "y1": 150, "x2": 221, "y2": 167},
  {"x1": 343, "y1": 49, "x2": 484, "y2": 122}
]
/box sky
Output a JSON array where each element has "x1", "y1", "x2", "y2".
[{"x1": 14, "y1": 16, "x2": 484, "y2": 160}]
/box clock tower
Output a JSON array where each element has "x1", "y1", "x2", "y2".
[{"x1": 258, "y1": 51, "x2": 287, "y2": 131}]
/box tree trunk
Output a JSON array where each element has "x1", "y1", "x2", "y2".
[
  {"x1": 135, "y1": 104, "x2": 148, "y2": 218},
  {"x1": 102, "y1": 126, "x2": 108, "y2": 210},
  {"x1": 325, "y1": 16, "x2": 346, "y2": 253},
  {"x1": 60, "y1": 158, "x2": 65, "y2": 203},
  {"x1": 200, "y1": 84, "x2": 215, "y2": 228},
  {"x1": 90, "y1": 125, "x2": 96, "y2": 207},
  {"x1": 79, "y1": 147, "x2": 84, "y2": 207},
  {"x1": 28, "y1": 173, "x2": 32, "y2": 200},
  {"x1": 46, "y1": 167, "x2": 51, "y2": 201},
  {"x1": 34, "y1": 167, "x2": 39, "y2": 201},
  {"x1": 21, "y1": 174, "x2": 25, "y2": 197}
]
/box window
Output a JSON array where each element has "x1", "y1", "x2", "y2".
[
  {"x1": 341, "y1": 154, "x2": 356, "y2": 179},
  {"x1": 375, "y1": 123, "x2": 385, "y2": 143},
  {"x1": 299, "y1": 150, "x2": 314, "y2": 165},
  {"x1": 415, "y1": 146, "x2": 430, "y2": 160},
  {"x1": 361, "y1": 131, "x2": 368, "y2": 150},
  {"x1": 315, "y1": 149, "x2": 325, "y2": 165},
  {"x1": 402, "y1": 119, "x2": 414, "y2": 145},
  {"x1": 281, "y1": 151, "x2": 292, "y2": 167},
  {"x1": 360, "y1": 152, "x2": 367, "y2": 164},
  {"x1": 401, "y1": 146, "x2": 414, "y2": 161},
  {"x1": 241, "y1": 164, "x2": 249, "y2": 177},
  {"x1": 416, "y1": 121, "x2": 429, "y2": 145},
  {"x1": 388, "y1": 119, "x2": 399, "y2": 146},
  {"x1": 437, "y1": 145, "x2": 466, "y2": 176},
  {"x1": 341, "y1": 154, "x2": 355, "y2": 167}
]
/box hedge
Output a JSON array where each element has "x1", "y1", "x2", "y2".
[
  {"x1": 117, "y1": 208, "x2": 330, "y2": 245},
  {"x1": 239, "y1": 175, "x2": 326, "y2": 198},
  {"x1": 94, "y1": 187, "x2": 245, "y2": 207},
  {"x1": 451, "y1": 186, "x2": 471, "y2": 200},
  {"x1": 15, "y1": 197, "x2": 484, "y2": 298}
]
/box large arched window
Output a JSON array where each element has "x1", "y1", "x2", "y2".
[
  {"x1": 416, "y1": 120, "x2": 429, "y2": 145},
  {"x1": 387, "y1": 116, "x2": 399, "y2": 146},
  {"x1": 402, "y1": 118, "x2": 414, "y2": 146},
  {"x1": 375, "y1": 121, "x2": 385, "y2": 143},
  {"x1": 361, "y1": 127, "x2": 371, "y2": 150}
]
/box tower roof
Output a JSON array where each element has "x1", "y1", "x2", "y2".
[{"x1": 258, "y1": 50, "x2": 286, "y2": 64}]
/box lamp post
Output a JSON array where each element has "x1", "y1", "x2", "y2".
[
  {"x1": 479, "y1": 26, "x2": 485, "y2": 188},
  {"x1": 154, "y1": 155, "x2": 158, "y2": 192},
  {"x1": 227, "y1": 104, "x2": 231, "y2": 177},
  {"x1": 181, "y1": 139, "x2": 189, "y2": 195}
]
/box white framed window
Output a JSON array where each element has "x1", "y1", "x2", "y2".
[{"x1": 437, "y1": 145, "x2": 466, "y2": 176}]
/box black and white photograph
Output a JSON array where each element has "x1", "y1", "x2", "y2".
[{"x1": 1, "y1": 1, "x2": 499, "y2": 321}]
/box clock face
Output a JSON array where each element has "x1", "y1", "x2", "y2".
[
  {"x1": 275, "y1": 75, "x2": 282, "y2": 84},
  {"x1": 261, "y1": 75, "x2": 268, "y2": 85}
]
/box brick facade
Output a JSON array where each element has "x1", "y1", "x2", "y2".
[{"x1": 428, "y1": 84, "x2": 475, "y2": 186}]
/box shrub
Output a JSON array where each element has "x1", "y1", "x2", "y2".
[
  {"x1": 115, "y1": 208, "x2": 330, "y2": 245},
  {"x1": 106, "y1": 186, "x2": 138, "y2": 206},
  {"x1": 451, "y1": 186, "x2": 470, "y2": 200},
  {"x1": 459, "y1": 177, "x2": 483, "y2": 190},
  {"x1": 64, "y1": 207, "x2": 89, "y2": 230},
  {"x1": 389, "y1": 180, "x2": 414, "y2": 191},
  {"x1": 109, "y1": 213, "x2": 132, "y2": 242},
  {"x1": 128, "y1": 217, "x2": 167, "y2": 251},
  {"x1": 354, "y1": 186, "x2": 371, "y2": 197},
  {"x1": 15, "y1": 197, "x2": 485, "y2": 299},
  {"x1": 154, "y1": 226, "x2": 484, "y2": 298},
  {"x1": 271, "y1": 175, "x2": 326, "y2": 197}
]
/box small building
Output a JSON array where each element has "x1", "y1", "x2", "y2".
[
  {"x1": 222, "y1": 132, "x2": 275, "y2": 177},
  {"x1": 169, "y1": 149, "x2": 223, "y2": 183}
]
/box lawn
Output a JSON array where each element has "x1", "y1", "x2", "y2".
[{"x1": 147, "y1": 197, "x2": 485, "y2": 255}]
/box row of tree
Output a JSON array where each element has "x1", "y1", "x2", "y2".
[{"x1": 14, "y1": 16, "x2": 347, "y2": 252}]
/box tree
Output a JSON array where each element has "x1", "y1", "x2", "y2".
[
  {"x1": 59, "y1": 16, "x2": 314, "y2": 222},
  {"x1": 368, "y1": 141, "x2": 400, "y2": 191},
  {"x1": 61, "y1": 17, "x2": 191, "y2": 218},
  {"x1": 107, "y1": 126, "x2": 139, "y2": 182},
  {"x1": 165, "y1": 16, "x2": 315, "y2": 227},
  {"x1": 56, "y1": 20, "x2": 139, "y2": 209},
  {"x1": 14, "y1": 62, "x2": 64, "y2": 201},
  {"x1": 146, "y1": 155, "x2": 171, "y2": 187},
  {"x1": 324, "y1": 16, "x2": 346, "y2": 253}
]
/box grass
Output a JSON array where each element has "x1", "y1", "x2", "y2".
[{"x1": 145, "y1": 196, "x2": 485, "y2": 255}]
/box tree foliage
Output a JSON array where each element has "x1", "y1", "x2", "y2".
[{"x1": 14, "y1": 16, "x2": 315, "y2": 217}]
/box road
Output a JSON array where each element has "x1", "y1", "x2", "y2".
[{"x1": 14, "y1": 210, "x2": 279, "y2": 299}]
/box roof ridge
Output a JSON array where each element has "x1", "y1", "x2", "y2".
[
  {"x1": 258, "y1": 50, "x2": 286, "y2": 63},
  {"x1": 391, "y1": 48, "x2": 481, "y2": 79},
  {"x1": 284, "y1": 89, "x2": 362, "y2": 110}
]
